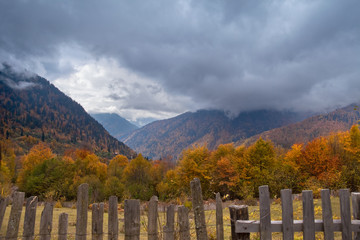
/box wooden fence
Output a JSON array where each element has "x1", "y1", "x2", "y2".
[
  {"x1": 235, "y1": 186, "x2": 360, "y2": 240},
  {"x1": 1, "y1": 179, "x2": 360, "y2": 239}
]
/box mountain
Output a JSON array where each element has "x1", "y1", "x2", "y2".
[
  {"x1": 91, "y1": 113, "x2": 138, "y2": 139},
  {"x1": 0, "y1": 64, "x2": 136, "y2": 158},
  {"x1": 240, "y1": 104, "x2": 360, "y2": 148},
  {"x1": 122, "y1": 109, "x2": 306, "y2": 160}
]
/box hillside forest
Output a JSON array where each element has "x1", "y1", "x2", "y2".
[{"x1": 1, "y1": 124, "x2": 360, "y2": 203}]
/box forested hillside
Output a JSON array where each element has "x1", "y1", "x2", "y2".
[
  {"x1": 242, "y1": 104, "x2": 360, "y2": 148},
  {"x1": 123, "y1": 109, "x2": 306, "y2": 160},
  {"x1": 0, "y1": 64, "x2": 135, "y2": 158}
]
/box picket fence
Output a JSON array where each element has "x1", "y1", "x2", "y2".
[{"x1": 1, "y1": 178, "x2": 360, "y2": 240}]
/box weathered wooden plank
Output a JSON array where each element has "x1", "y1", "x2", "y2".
[
  {"x1": 229, "y1": 205, "x2": 249, "y2": 240},
  {"x1": 6, "y1": 191, "x2": 25, "y2": 240},
  {"x1": 164, "y1": 204, "x2": 175, "y2": 240},
  {"x1": 216, "y1": 193, "x2": 224, "y2": 240},
  {"x1": 339, "y1": 189, "x2": 351, "y2": 240},
  {"x1": 23, "y1": 196, "x2": 38, "y2": 240},
  {"x1": 190, "y1": 178, "x2": 208, "y2": 240},
  {"x1": 147, "y1": 196, "x2": 158, "y2": 240},
  {"x1": 352, "y1": 192, "x2": 360, "y2": 240},
  {"x1": 259, "y1": 185, "x2": 271, "y2": 240},
  {"x1": 124, "y1": 199, "x2": 140, "y2": 240},
  {"x1": 0, "y1": 197, "x2": 7, "y2": 234},
  {"x1": 39, "y1": 202, "x2": 54, "y2": 240},
  {"x1": 58, "y1": 213, "x2": 68, "y2": 240},
  {"x1": 280, "y1": 189, "x2": 294, "y2": 240},
  {"x1": 178, "y1": 206, "x2": 191, "y2": 240},
  {"x1": 92, "y1": 203, "x2": 104, "y2": 240},
  {"x1": 302, "y1": 190, "x2": 315, "y2": 240},
  {"x1": 236, "y1": 219, "x2": 360, "y2": 233},
  {"x1": 76, "y1": 183, "x2": 89, "y2": 240},
  {"x1": 108, "y1": 196, "x2": 118, "y2": 240},
  {"x1": 321, "y1": 189, "x2": 334, "y2": 240}
]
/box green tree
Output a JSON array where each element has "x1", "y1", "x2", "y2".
[{"x1": 123, "y1": 154, "x2": 154, "y2": 200}]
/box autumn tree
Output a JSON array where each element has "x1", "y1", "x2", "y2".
[
  {"x1": 174, "y1": 145, "x2": 212, "y2": 198},
  {"x1": 244, "y1": 138, "x2": 276, "y2": 197},
  {"x1": 17, "y1": 142, "x2": 54, "y2": 191},
  {"x1": 123, "y1": 154, "x2": 154, "y2": 200},
  {"x1": 340, "y1": 125, "x2": 360, "y2": 191}
]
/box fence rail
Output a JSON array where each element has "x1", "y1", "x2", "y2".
[
  {"x1": 235, "y1": 186, "x2": 360, "y2": 240},
  {"x1": 1, "y1": 179, "x2": 360, "y2": 239}
]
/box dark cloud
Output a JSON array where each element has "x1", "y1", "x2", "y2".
[{"x1": 1, "y1": 0, "x2": 360, "y2": 119}]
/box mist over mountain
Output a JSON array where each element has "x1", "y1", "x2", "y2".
[
  {"x1": 122, "y1": 109, "x2": 307, "y2": 160},
  {"x1": 0, "y1": 64, "x2": 136, "y2": 158},
  {"x1": 241, "y1": 104, "x2": 360, "y2": 148}
]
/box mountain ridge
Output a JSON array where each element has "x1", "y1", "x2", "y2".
[
  {"x1": 122, "y1": 109, "x2": 306, "y2": 160},
  {"x1": 91, "y1": 113, "x2": 138, "y2": 140},
  {"x1": 0, "y1": 64, "x2": 136, "y2": 158},
  {"x1": 240, "y1": 104, "x2": 360, "y2": 148}
]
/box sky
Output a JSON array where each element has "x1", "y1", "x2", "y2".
[{"x1": 1, "y1": 0, "x2": 360, "y2": 125}]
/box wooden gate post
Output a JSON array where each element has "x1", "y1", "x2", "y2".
[
  {"x1": 281, "y1": 189, "x2": 294, "y2": 240},
  {"x1": 124, "y1": 199, "x2": 140, "y2": 240},
  {"x1": 178, "y1": 206, "x2": 191, "y2": 240},
  {"x1": 108, "y1": 197, "x2": 118, "y2": 240},
  {"x1": 0, "y1": 197, "x2": 7, "y2": 234},
  {"x1": 321, "y1": 189, "x2": 334, "y2": 240},
  {"x1": 352, "y1": 192, "x2": 360, "y2": 240},
  {"x1": 23, "y1": 196, "x2": 38, "y2": 240},
  {"x1": 147, "y1": 196, "x2": 158, "y2": 240},
  {"x1": 190, "y1": 178, "x2": 208, "y2": 240},
  {"x1": 339, "y1": 189, "x2": 351, "y2": 240},
  {"x1": 259, "y1": 185, "x2": 271, "y2": 240},
  {"x1": 229, "y1": 205, "x2": 249, "y2": 240},
  {"x1": 5, "y1": 191, "x2": 25, "y2": 240},
  {"x1": 216, "y1": 193, "x2": 224, "y2": 240},
  {"x1": 92, "y1": 203, "x2": 104, "y2": 240},
  {"x1": 302, "y1": 190, "x2": 315, "y2": 240},
  {"x1": 58, "y1": 213, "x2": 68, "y2": 240},
  {"x1": 76, "y1": 183, "x2": 89, "y2": 240},
  {"x1": 164, "y1": 204, "x2": 175, "y2": 240},
  {"x1": 39, "y1": 202, "x2": 54, "y2": 240}
]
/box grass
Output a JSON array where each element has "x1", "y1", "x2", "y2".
[{"x1": 0, "y1": 197, "x2": 347, "y2": 240}]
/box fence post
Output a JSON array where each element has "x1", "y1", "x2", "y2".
[
  {"x1": 0, "y1": 197, "x2": 7, "y2": 234},
  {"x1": 321, "y1": 189, "x2": 334, "y2": 240},
  {"x1": 178, "y1": 206, "x2": 191, "y2": 240},
  {"x1": 259, "y1": 185, "x2": 271, "y2": 240},
  {"x1": 23, "y1": 196, "x2": 38, "y2": 240},
  {"x1": 229, "y1": 205, "x2": 249, "y2": 240},
  {"x1": 58, "y1": 213, "x2": 68, "y2": 240},
  {"x1": 280, "y1": 189, "x2": 294, "y2": 240},
  {"x1": 216, "y1": 193, "x2": 224, "y2": 240},
  {"x1": 339, "y1": 189, "x2": 351, "y2": 240},
  {"x1": 39, "y1": 202, "x2": 54, "y2": 240},
  {"x1": 108, "y1": 196, "x2": 118, "y2": 240},
  {"x1": 5, "y1": 191, "x2": 25, "y2": 240},
  {"x1": 92, "y1": 203, "x2": 104, "y2": 240},
  {"x1": 352, "y1": 192, "x2": 360, "y2": 240},
  {"x1": 147, "y1": 196, "x2": 158, "y2": 240},
  {"x1": 124, "y1": 199, "x2": 140, "y2": 240},
  {"x1": 302, "y1": 190, "x2": 315, "y2": 240},
  {"x1": 190, "y1": 178, "x2": 208, "y2": 240},
  {"x1": 76, "y1": 183, "x2": 89, "y2": 240},
  {"x1": 164, "y1": 204, "x2": 175, "y2": 240}
]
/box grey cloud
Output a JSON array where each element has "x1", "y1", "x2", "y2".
[{"x1": 1, "y1": 0, "x2": 360, "y2": 117}]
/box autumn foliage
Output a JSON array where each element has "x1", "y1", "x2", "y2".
[{"x1": 2, "y1": 125, "x2": 360, "y2": 201}]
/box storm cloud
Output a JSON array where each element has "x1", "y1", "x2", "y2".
[{"x1": 1, "y1": 0, "x2": 360, "y2": 121}]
